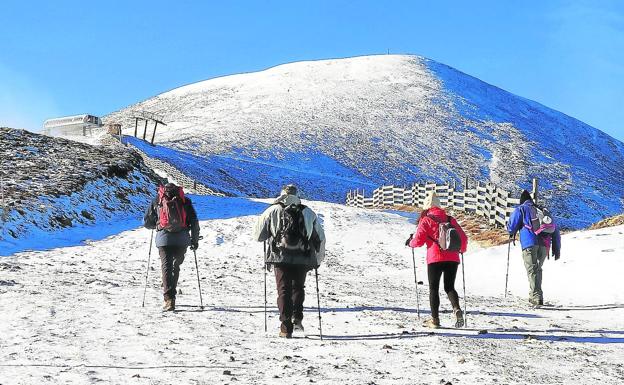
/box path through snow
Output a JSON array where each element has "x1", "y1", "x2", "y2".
[{"x1": 1, "y1": 198, "x2": 623, "y2": 384}]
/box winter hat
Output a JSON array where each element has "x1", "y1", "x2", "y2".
[
  {"x1": 275, "y1": 184, "x2": 301, "y2": 206},
  {"x1": 422, "y1": 192, "x2": 441, "y2": 210},
  {"x1": 164, "y1": 182, "x2": 179, "y2": 197},
  {"x1": 520, "y1": 190, "x2": 533, "y2": 204},
  {"x1": 281, "y1": 184, "x2": 299, "y2": 197}
]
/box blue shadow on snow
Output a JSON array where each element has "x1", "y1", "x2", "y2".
[
  {"x1": 178, "y1": 304, "x2": 540, "y2": 319},
  {"x1": 0, "y1": 195, "x2": 269, "y2": 257}
]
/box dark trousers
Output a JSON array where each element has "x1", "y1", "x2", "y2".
[
  {"x1": 274, "y1": 264, "x2": 310, "y2": 333},
  {"x1": 158, "y1": 245, "x2": 187, "y2": 301},
  {"x1": 427, "y1": 261, "x2": 461, "y2": 319}
]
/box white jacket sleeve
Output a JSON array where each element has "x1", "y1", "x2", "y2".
[{"x1": 253, "y1": 207, "x2": 274, "y2": 242}]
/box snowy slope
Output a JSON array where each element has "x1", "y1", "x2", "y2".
[
  {"x1": 104, "y1": 55, "x2": 624, "y2": 228},
  {"x1": 1, "y1": 198, "x2": 623, "y2": 384}
]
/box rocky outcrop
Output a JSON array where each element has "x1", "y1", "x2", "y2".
[{"x1": 0, "y1": 127, "x2": 164, "y2": 248}]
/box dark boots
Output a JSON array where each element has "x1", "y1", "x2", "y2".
[
  {"x1": 163, "y1": 297, "x2": 175, "y2": 311},
  {"x1": 293, "y1": 318, "x2": 304, "y2": 332},
  {"x1": 279, "y1": 321, "x2": 293, "y2": 338}
]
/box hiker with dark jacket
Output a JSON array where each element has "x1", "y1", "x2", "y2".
[
  {"x1": 253, "y1": 184, "x2": 326, "y2": 338},
  {"x1": 406, "y1": 192, "x2": 468, "y2": 329},
  {"x1": 143, "y1": 183, "x2": 200, "y2": 311},
  {"x1": 507, "y1": 190, "x2": 561, "y2": 306}
]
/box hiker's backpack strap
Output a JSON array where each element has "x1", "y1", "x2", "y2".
[
  {"x1": 425, "y1": 215, "x2": 441, "y2": 247},
  {"x1": 426, "y1": 214, "x2": 440, "y2": 223}
]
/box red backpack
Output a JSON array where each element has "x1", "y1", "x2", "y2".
[{"x1": 157, "y1": 185, "x2": 188, "y2": 232}]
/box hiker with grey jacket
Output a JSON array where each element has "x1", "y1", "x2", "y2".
[
  {"x1": 253, "y1": 184, "x2": 326, "y2": 338},
  {"x1": 144, "y1": 183, "x2": 200, "y2": 311}
]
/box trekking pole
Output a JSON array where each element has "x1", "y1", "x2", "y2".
[
  {"x1": 411, "y1": 248, "x2": 421, "y2": 319},
  {"x1": 263, "y1": 241, "x2": 267, "y2": 334},
  {"x1": 315, "y1": 267, "x2": 323, "y2": 340},
  {"x1": 504, "y1": 235, "x2": 513, "y2": 298},
  {"x1": 193, "y1": 249, "x2": 204, "y2": 310},
  {"x1": 141, "y1": 229, "x2": 154, "y2": 307},
  {"x1": 461, "y1": 252, "x2": 467, "y2": 327}
]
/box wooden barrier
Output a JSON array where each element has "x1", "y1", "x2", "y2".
[
  {"x1": 131, "y1": 146, "x2": 225, "y2": 197},
  {"x1": 346, "y1": 179, "x2": 538, "y2": 227},
  {"x1": 103, "y1": 134, "x2": 225, "y2": 197}
]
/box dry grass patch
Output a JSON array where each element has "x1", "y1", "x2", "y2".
[{"x1": 589, "y1": 214, "x2": 624, "y2": 230}]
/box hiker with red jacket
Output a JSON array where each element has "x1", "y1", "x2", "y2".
[
  {"x1": 406, "y1": 192, "x2": 468, "y2": 328},
  {"x1": 507, "y1": 190, "x2": 561, "y2": 306},
  {"x1": 143, "y1": 183, "x2": 200, "y2": 311}
]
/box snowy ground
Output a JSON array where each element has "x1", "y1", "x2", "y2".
[{"x1": 1, "y1": 198, "x2": 623, "y2": 384}]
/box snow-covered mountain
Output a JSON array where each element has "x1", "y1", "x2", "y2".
[
  {"x1": 105, "y1": 55, "x2": 624, "y2": 228},
  {"x1": 0, "y1": 127, "x2": 163, "y2": 256}
]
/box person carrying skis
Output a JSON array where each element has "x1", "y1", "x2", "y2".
[
  {"x1": 253, "y1": 184, "x2": 326, "y2": 338},
  {"x1": 143, "y1": 182, "x2": 200, "y2": 311},
  {"x1": 507, "y1": 190, "x2": 561, "y2": 306},
  {"x1": 405, "y1": 192, "x2": 468, "y2": 328}
]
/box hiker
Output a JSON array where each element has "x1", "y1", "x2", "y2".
[
  {"x1": 253, "y1": 184, "x2": 326, "y2": 338},
  {"x1": 143, "y1": 182, "x2": 200, "y2": 311},
  {"x1": 507, "y1": 190, "x2": 561, "y2": 306},
  {"x1": 405, "y1": 192, "x2": 468, "y2": 328}
]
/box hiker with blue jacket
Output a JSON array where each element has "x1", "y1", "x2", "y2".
[{"x1": 507, "y1": 190, "x2": 561, "y2": 306}]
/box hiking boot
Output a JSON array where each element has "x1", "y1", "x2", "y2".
[
  {"x1": 279, "y1": 321, "x2": 293, "y2": 338},
  {"x1": 293, "y1": 318, "x2": 304, "y2": 332},
  {"x1": 529, "y1": 298, "x2": 541, "y2": 307},
  {"x1": 423, "y1": 317, "x2": 440, "y2": 329},
  {"x1": 454, "y1": 309, "x2": 464, "y2": 328},
  {"x1": 163, "y1": 298, "x2": 175, "y2": 311},
  {"x1": 278, "y1": 331, "x2": 293, "y2": 338}
]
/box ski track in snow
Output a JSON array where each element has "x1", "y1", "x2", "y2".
[{"x1": 1, "y1": 199, "x2": 623, "y2": 384}]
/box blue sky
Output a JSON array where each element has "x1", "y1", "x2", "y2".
[{"x1": 1, "y1": 0, "x2": 623, "y2": 141}]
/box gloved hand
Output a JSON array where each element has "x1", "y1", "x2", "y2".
[
  {"x1": 190, "y1": 241, "x2": 199, "y2": 251},
  {"x1": 509, "y1": 233, "x2": 516, "y2": 246},
  {"x1": 405, "y1": 234, "x2": 413, "y2": 247}
]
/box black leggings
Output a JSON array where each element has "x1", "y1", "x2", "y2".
[{"x1": 427, "y1": 261, "x2": 461, "y2": 319}]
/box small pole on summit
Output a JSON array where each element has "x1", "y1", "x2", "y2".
[
  {"x1": 411, "y1": 248, "x2": 421, "y2": 319},
  {"x1": 142, "y1": 230, "x2": 154, "y2": 307}
]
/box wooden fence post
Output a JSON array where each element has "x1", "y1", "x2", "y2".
[
  {"x1": 142, "y1": 119, "x2": 148, "y2": 141},
  {"x1": 151, "y1": 121, "x2": 158, "y2": 145},
  {"x1": 134, "y1": 118, "x2": 139, "y2": 137},
  {"x1": 345, "y1": 177, "x2": 538, "y2": 229}
]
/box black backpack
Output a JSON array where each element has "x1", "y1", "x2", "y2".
[{"x1": 274, "y1": 203, "x2": 310, "y2": 253}]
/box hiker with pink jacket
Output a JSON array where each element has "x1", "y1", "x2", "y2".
[{"x1": 406, "y1": 192, "x2": 468, "y2": 328}]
